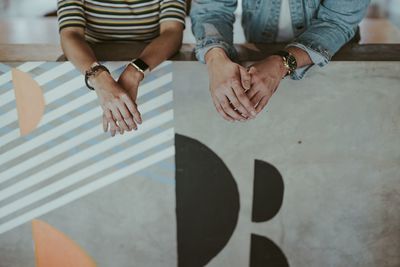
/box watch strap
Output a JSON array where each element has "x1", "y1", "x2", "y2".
[{"x1": 84, "y1": 63, "x2": 110, "y2": 91}]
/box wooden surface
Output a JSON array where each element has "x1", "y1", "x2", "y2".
[{"x1": 1, "y1": 43, "x2": 400, "y2": 62}]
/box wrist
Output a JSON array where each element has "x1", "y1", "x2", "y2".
[
  {"x1": 270, "y1": 55, "x2": 290, "y2": 78},
  {"x1": 205, "y1": 47, "x2": 229, "y2": 65},
  {"x1": 125, "y1": 63, "x2": 145, "y2": 81},
  {"x1": 90, "y1": 70, "x2": 112, "y2": 88},
  {"x1": 256, "y1": 56, "x2": 288, "y2": 79}
]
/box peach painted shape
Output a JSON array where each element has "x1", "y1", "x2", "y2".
[
  {"x1": 12, "y1": 68, "x2": 45, "y2": 136},
  {"x1": 32, "y1": 220, "x2": 97, "y2": 267}
]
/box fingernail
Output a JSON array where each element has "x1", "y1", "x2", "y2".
[{"x1": 251, "y1": 111, "x2": 257, "y2": 116}]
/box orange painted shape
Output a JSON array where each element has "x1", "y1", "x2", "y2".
[
  {"x1": 32, "y1": 220, "x2": 97, "y2": 267},
  {"x1": 12, "y1": 68, "x2": 45, "y2": 136}
]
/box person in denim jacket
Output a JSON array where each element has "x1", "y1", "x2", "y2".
[{"x1": 190, "y1": 0, "x2": 370, "y2": 122}]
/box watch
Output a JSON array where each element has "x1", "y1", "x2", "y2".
[
  {"x1": 274, "y1": 50, "x2": 297, "y2": 76},
  {"x1": 84, "y1": 62, "x2": 110, "y2": 91},
  {"x1": 129, "y1": 58, "x2": 149, "y2": 75}
]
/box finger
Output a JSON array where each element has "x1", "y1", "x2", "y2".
[
  {"x1": 256, "y1": 96, "x2": 270, "y2": 113},
  {"x1": 225, "y1": 88, "x2": 248, "y2": 119},
  {"x1": 250, "y1": 91, "x2": 263, "y2": 107},
  {"x1": 239, "y1": 66, "x2": 251, "y2": 91},
  {"x1": 220, "y1": 97, "x2": 245, "y2": 121},
  {"x1": 110, "y1": 122, "x2": 117, "y2": 137},
  {"x1": 116, "y1": 101, "x2": 137, "y2": 131},
  {"x1": 246, "y1": 87, "x2": 258, "y2": 100},
  {"x1": 102, "y1": 113, "x2": 108, "y2": 132},
  {"x1": 231, "y1": 80, "x2": 257, "y2": 118},
  {"x1": 121, "y1": 94, "x2": 142, "y2": 124},
  {"x1": 105, "y1": 110, "x2": 118, "y2": 136},
  {"x1": 110, "y1": 105, "x2": 129, "y2": 131},
  {"x1": 247, "y1": 66, "x2": 257, "y2": 75},
  {"x1": 111, "y1": 112, "x2": 121, "y2": 136},
  {"x1": 212, "y1": 97, "x2": 234, "y2": 122}
]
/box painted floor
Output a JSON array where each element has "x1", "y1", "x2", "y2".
[{"x1": 0, "y1": 61, "x2": 399, "y2": 267}]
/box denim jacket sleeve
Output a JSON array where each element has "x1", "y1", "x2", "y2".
[
  {"x1": 190, "y1": 0, "x2": 238, "y2": 63},
  {"x1": 286, "y1": 0, "x2": 370, "y2": 80}
]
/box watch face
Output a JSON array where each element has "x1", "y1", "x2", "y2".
[
  {"x1": 133, "y1": 59, "x2": 149, "y2": 72},
  {"x1": 287, "y1": 55, "x2": 297, "y2": 70}
]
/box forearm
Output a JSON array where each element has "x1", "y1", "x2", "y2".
[
  {"x1": 292, "y1": 0, "x2": 369, "y2": 62},
  {"x1": 60, "y1": 30, "x2": 97, "y2": 74},
  {"x1": 138, "y1": 29, "x2": 183, "y2": 70}
]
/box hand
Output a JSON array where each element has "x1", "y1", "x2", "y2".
[
  {"x1": 205, "y1": 48, "x2": 257, "y2": 122},
  {"x1": 118, "y1": 64, "x2": 144, "y2": 103},
  {"x1": 104, "y1": 64, "x2": 144, "y2": 135},
  {"x1": 246, "y1": 56, "x2": 288, "y2": 114},
  {"x1": 91, "y1": 70, "x2": 141, "y2": 137}
]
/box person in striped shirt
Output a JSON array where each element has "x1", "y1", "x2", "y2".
[{"x1": 57, "y1": 0, "x2": 186, "y2": 137}]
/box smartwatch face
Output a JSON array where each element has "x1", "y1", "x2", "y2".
[{"x1": 134, "y1": 59, "x2": 149, "y2": 72}]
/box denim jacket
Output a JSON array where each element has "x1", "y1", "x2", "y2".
[{"x1": 190, "y1": 0, "x2": 370, "y2": 79}]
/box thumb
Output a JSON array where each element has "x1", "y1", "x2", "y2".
[{"x1": 239, "y1": 66, "x2": 251, "y2": 91}]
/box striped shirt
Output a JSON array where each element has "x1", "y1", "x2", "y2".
[{"x1": 57, "y1": 0, "x2": 186, "y2": 42}]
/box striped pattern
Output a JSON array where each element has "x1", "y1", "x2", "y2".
[
  {"x1": 57, "y1": 0, "x2": 186, "y2": 42},
  {"x1": 0, "y1": 61, "x2": 175, "y2": 235}
]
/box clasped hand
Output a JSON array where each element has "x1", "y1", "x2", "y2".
[
  {"x1": 207, "y1": 51, "x2": 288, "y2": 122},
  {"x1": 91, "y1": 64, "x2": 144, "y2": 137}
]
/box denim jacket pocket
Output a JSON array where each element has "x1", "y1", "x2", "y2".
[{"x1": 243, "y1": 0, "x2": 261, "y2": 11}]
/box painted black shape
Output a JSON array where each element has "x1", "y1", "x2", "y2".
[
  {"x1": 175, "y1": 134, "x2": 240, "y2": 267},
  {"x1": 252, "y1": 160, "x2": 284, "y2": 222},
  {"x1": 250, "y1": 234, "x2": 289, "y2": 267}
]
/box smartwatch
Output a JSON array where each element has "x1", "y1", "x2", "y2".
[{"x1": 129, "y1": 58, "x2": 149, "y2": 75}]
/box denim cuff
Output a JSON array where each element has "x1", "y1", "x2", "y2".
[
  {"x1": 286, "y1": 42, "x2": 330, "y2": 80},
  {"x1": 195, "y1": 38, "x2": 238, "y2": 64}
]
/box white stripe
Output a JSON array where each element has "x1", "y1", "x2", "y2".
[
  {"x1": 0, "y1": 72, "x2": 172, "y2": 158},
  {"x1": 85, "y1": 10, "x2": 159, "y2": 19},
  {"x1": 0, "y1": 128, "x2": 173, "y2": 219},
  {"x1": 160, "y1": 17, "x2": 185, "y2": 24},
  {"x1": 161, "y1": 7, "x2": 186, "y2": 15},
  {"x1": 0, "y1": 62, "x2": 122, "y2": 140},
  {"x1": 85, "y1": 0, "x2": 159, "y2": 8},
  {"x1": 0, "y1": 62, "x2": 75, "y2": 102},
  {"x1": 0, "y1": 91, "x2": 172, "y2": 184},
  {"x1": 0, "y1": 109, "x2": 172, "y2": 201},
  {"x1": 57, "y1": 5, "x2": 84, "y2": 13},
  {"x1": 0, "y1": 62, "x2": 115, "y2": 116},
  {"x1": 59, "y1": 16, "x2": 86, "y2": 24},
  {"x1": 0, "y1": 146, "x2": 174, "y2": 235},
  {"x1": 0, "y1": 62, "x2": 45, "y2": 89},
  {"x1": 88, "y1": 23, "x2": 159, "y2": 30},
  {"x1": 0, "y1": 62, "x2": 170, "y2": 128}
]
